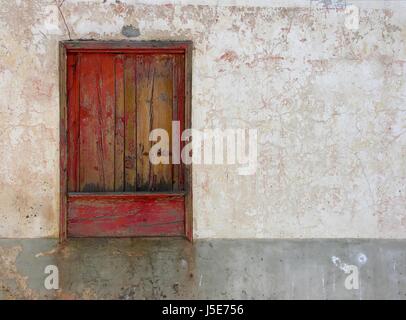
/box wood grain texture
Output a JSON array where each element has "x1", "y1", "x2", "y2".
[
  {"x1": 79, "y1": 54, "x2": 115, "y2": 192},
  {"x1": 114, "y1": 55, "x2": 125, "y2": 191},
  {"x1": 59, "y1": 43, "x2": 68, "y2": 242},
  {"x1": 99, "y1": 54, "x2": 116, "y2": 191},
  {"x1": 175, "y1": 54, "x2": 186, "y2": 192},
  {"x1": 68, "y1": 52, "x2": 185, "y2": 194},
  {"x1": 172, "y1": 55, "x2": 180, "y2": 191},
  {"x1": 135, "y1": 55, "x2": 175, "y2": 192},
  {"x1": 67, "y1": 193, "x2": 185, "y2": 237},
  {"x1": 67, "y1": 53, "x2": 80, "y2": 192},
  {"x1": 136, "y1": 55, "x2": 153, "y2": 191},
  {"x1": 124, "y1": 55, "x2": 137, "y2": 191},
  {"x1": 63, "y1": 40, "x2": 191, "y2": 52},
  {"x1": 184, "y1": 43, "x2": 193, "y2": 241},
  {"x1": 150, "y1": 55, "x2": 173, "y2": 191}
]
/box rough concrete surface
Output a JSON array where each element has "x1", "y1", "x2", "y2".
[
  {"x1": 0, "y1": 0, "x2": 406, "y2": 239},
  {"x1": 0, "y1": 238, "x2": 405, "y2": 299}
]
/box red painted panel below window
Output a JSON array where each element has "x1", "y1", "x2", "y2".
[{"x1": 67, "y1": 193, "x2": 185, "y2": 237}]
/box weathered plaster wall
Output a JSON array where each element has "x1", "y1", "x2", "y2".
[{"x1": 0, "y1": 0, "x2": 405, "y2": 238}]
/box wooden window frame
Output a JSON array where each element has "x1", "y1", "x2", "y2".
[{"x1": 59, "y1": 40, "x2": 193, "y2": 242}]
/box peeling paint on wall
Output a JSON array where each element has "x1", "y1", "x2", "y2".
[{"x1": 0, "y1": 0, "x2": 405, "y2": 238}]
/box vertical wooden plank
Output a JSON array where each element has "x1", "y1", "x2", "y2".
[
  {"x1": 136, "y1": 55, "x2": 153, "y2": 191},
  {"x1": 99, "y1": 54, "x2": 116, "y2": 191},
  {"x1": 79, "y1": 53, "x2": 115, "y2": 192},
  {"x1": 176, "y1": 54, "x2": 186, "y2": 191},
  {"x1": 79, "y1": 54, "x2": 101, "y2": 191},
  {"x1": 59, "y1": 42, "x2": 68, "y2": 242},
  {"x1": 67, "y1": 53, "x2": 80, "y2": 192},
  {"x1": 150, "y1": 55, "x2": 173, "y2": 191},
  {"x1": 172, "y1": 55, "x2": 179, "y2": 192},
  {"x1": 114, "y1": 55, "x2": 125, "y2": 191},
  {"x1": 184, "y1": 44, "x2": 193, "y2": 241},
  {"x1": 136, "y1": 54, "x2": 174, "y2": 192},
  {"x1": 124, "y1": 55, "x2": 137, "y2": 191}
]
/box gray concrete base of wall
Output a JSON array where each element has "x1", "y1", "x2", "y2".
[{"x1": 0, "y1": 239, "x2": 404, "y2": 299}]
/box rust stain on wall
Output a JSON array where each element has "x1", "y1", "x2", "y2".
[{"x1": 0, "y1": 246, "x2": 37, "y2": 299}]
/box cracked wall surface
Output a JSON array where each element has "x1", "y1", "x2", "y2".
[{"x1": 0, "y1": 0, "x2": 405, "y2": 238}]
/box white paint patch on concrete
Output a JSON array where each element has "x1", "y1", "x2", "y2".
[
  {"x1": 331, "y1": 256, "x2": 352, "y2": 273},
  {"x1": 357, "y1": 253, "x2": 368, "y2": 265}
]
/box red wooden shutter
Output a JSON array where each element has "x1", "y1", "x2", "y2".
[{"x1": 62, "y1": 43, "x2": 191, "y2": 238}]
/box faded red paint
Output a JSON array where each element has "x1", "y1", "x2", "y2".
[
  {"x1": 218, "y1": 50, "x2": 238, "y2": 63},
  {"x1": 62, "y1": 41, "x2": 192, "y2": 239},
  {"x1": 67, "y1": 193, "x2": 185, "y2": 237}
]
